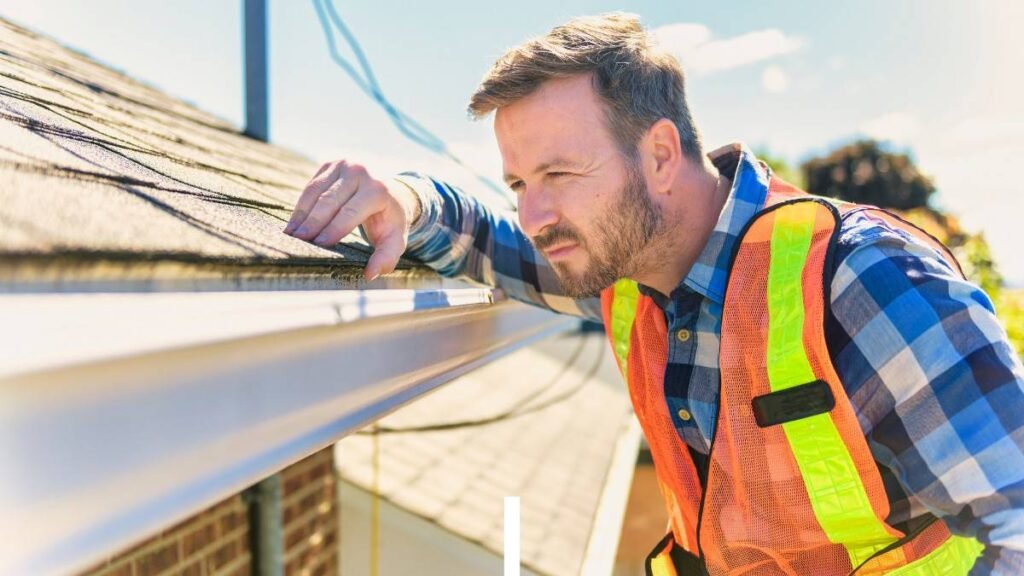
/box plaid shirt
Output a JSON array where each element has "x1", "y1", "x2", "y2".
[{"x1": 396, "y1": 143, "x2": 1024, "y2": 574}]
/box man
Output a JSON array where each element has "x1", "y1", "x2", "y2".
[{"x1": 284, "y1": 13, "x2": 1024, "y2": 575}]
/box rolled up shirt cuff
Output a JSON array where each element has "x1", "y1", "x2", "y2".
[{"x1": 393, "y1": 172, "x2": 444, "y2": 254}]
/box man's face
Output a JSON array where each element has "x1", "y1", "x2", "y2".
[{"x1": 495, "y1": 74, "x2": 660, "y2": 298}]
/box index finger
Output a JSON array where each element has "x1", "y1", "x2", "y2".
[{"x1": 285, "y1": 161, "x2": 346, "y2": 233}]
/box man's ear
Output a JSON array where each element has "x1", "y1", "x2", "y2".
[{"x1": 641, "y1": 118, "x2": 683, "y2": 195}]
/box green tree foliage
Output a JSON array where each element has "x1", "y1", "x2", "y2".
[
  {"x1": 959, "y1": 233, "x2": 1003, "y2": 302},
  {"x1": 1001, "y1": 290, "x2": 1024, "y2": 358},
  {"x1": 801, "y1": 140, "x2": 935, "y2": 210}
]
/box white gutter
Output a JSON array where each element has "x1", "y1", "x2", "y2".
[{"x1": 0, "y1": 288, "x2": 575, "y2": 575}]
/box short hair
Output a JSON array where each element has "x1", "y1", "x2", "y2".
[{"x1": 468, "y1": 12, "x2": 703, "y2": 161}]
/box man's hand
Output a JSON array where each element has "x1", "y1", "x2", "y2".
[{"x1": 283, "y1": 160, "x2": 421, "y2": 281}]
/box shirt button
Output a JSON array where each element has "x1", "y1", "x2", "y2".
[
  {"x1": 676, "y1": 329, "x2": 691, "y2": 342},
  {"x1": 677, "y1": 408, "x2": 692, "y2": 421}
]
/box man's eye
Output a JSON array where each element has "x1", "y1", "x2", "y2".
[{"x1": 509, "y1": 181, "x2": 524, "y2": 192}]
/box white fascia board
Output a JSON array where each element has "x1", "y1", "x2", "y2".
[{"x1": 0, "y1": 288, "x2": 575, "y2": 575}]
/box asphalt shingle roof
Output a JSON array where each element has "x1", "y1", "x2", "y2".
[{"x1": 0, "y1": 17, "x2": 423, "y2": 289}]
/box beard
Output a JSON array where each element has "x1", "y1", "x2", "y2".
[{"x1": 531, "y1": 158, "x2": 661, "y2": 298}]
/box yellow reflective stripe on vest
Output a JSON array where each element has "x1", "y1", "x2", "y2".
[
  {"x1": 610, "y1": 278, "x2": 640, "y2": 375},
  {"x1": 885, "y1": 535, "x2": 983, "y2": 576},
  {"x1": 766, "y1": 202, "x2": 818, "y2": 387},
  {"x1": 766, "y1": 202, "x2": 897, "y2": 567}
]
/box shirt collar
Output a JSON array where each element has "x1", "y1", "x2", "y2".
[{"x1": 638, "y1": 143, "x2": 771, "y2": 305}]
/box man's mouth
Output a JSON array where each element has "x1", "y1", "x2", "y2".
[{"x1": 544, "y1": 243, "x2": 578, "y2": 260}]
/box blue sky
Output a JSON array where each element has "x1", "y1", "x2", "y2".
[{"x1": 4, "y1": 1, "x2": 1022, "y2": 284}]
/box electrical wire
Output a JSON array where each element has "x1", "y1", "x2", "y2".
[
  {"x1": 311, "y1": 0, "x2": 517, "y2": 209},
  {"x1": 311, "y1": 1, "x2": 611, "y2": 437},
  {"x1": 358, "y1": 336, "x2": 606, "y2": 434}
]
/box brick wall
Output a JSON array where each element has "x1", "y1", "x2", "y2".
[
  {"x1": 281, "y1": 447, "x2": 338, "y2": 576},
  {"x1": 81, "y1": 446, "x2": 338, "y2": 576},
  {"x1": 82, "y1": 495, "x2": 250, "y2": 576}
]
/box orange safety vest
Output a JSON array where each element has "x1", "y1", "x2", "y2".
[{"x1": 601, "y1": 178, "x2": 984, "y2": 575}]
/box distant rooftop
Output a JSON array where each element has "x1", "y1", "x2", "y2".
[{"x1": 335, "y1": 332, "x2": 638, "y2": 576}]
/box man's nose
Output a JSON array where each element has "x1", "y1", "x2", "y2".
[{"x1": 517, "y1": 186, "x2": 560, "y2": 238}]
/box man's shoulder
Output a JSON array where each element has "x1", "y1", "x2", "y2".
[{"x1": 829, "y1": 207, "x2": 963, "y2": 290}]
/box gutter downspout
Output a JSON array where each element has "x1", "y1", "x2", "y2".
[
  {"x1": 243, "y1": 1, "x2": 279, "y2": 572},
  {"x1": 244, "y1": 0, "x2": 269, "y2": 141},
  {"x1": 244, "y1": 475, "x2": 284, "y2": 576}
]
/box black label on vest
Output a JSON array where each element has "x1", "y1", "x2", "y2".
[{"x1": 752, "y1": 380, "x2": 835, "y2": 427}]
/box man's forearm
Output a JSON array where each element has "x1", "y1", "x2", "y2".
[{"x1": 392, "y1": 172, "x2": 601, "y2": 320}]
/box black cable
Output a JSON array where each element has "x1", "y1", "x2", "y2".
[
  {"x1": 311, "y1": 0, "x2": 517, "y2": 210},
  {"x1": 359, "y1": 337, "x2": 606, "y2": 434},
  {"x1": 359, "y1": 335, "x2": 587, "y2": 433}
]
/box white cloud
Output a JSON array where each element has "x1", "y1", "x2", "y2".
[
  {"x1": 859, "y1": 112, "x2": 920, "y2": 144},
  {"x1": 761, "y1": 66, "x2": 788, "y2": 93},
  {"x1": 937, "y1": 118, "x2": 1024, "y2": 153},
  {"x1": 911, "y1": 118, "x2": 1024, "y2": 286},
  {"x1": 653, "y1": 23, "x2": 804, "y2": 75}
]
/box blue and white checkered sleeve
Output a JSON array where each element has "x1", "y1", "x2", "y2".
[
  {"x1": 829, "y1": 216, "x2": 1024, "y2": 575},
  {"x1": 392, "y1": 172, "x2": 601, "y2": 321}
]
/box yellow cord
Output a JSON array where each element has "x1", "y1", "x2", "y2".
[{"x1": 370, "y1": 425, "x2": 380, "y2": 576}]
